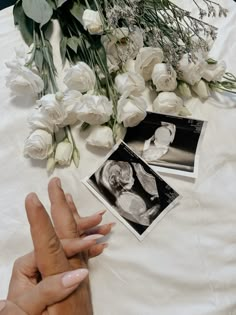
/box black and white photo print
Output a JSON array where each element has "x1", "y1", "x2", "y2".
[
  {"x1": 124, "y1": 112, "x2": 207, "y2": 177},
  {"x1": 84, "y1": 141, "x2": 180, "y2": 240}
]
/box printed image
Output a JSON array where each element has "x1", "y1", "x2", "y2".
[
  {"x1": 124, "y1": 112, "x2": 207, "y2": 177},
  {"x1": 84, "y1": 141, "x2": 180, "y2": 240}
]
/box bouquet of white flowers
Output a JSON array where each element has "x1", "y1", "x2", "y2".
[{"x1": 6, "y1": 0, "x2": 236, "y2": 171}]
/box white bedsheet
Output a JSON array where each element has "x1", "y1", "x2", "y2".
[{"x1": 1, "y1": 1, "x2": 236, "y2": 314}]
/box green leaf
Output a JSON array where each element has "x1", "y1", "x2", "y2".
[
  {"x1": 60, "y1": 37, "x2": 68, "y2": 66},
  {"x1": 13, "y1": 1, "x2": 34, "y2": 46},
  {"x1": 34, "y1": 49, "x2": 44, "y2": 72},
  {"x1": 57, "y1": 0, "x2": 69, "y2": 8},
  {"x1": 22, "y1": 0, "x2": 53, "y2": 27},
  {"x1": 47, "y1": 0, "x2": 57, "y2": 10},
  {"x1": 67, "y1": 36, "x2": 81, "y2": 53},
  {"x1": 207, "y1": 58, "x2": 217, "y2": 65},
  {"x1": 70, "y1": 1, "x2": 85, "y2": 24}
]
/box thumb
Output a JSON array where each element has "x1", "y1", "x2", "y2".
[{"x1": 14, "y1": 268, "x2": 88, "y2": 315}]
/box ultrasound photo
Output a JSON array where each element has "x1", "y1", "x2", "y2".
[
  {"x1": 124, "y1": 112, "x2": 207, "y2": 178},
  {"x1": 84, "y1": 141, "x2": 180, "y2": 241}
]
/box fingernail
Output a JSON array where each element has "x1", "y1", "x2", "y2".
[
  {"x1": 62, "y1": 269, "x2": 88, "y2": 288},
  {"x1": 31, "y1": 193, "x2": 42, "y2": 206},
  {"x1": 0, "y1": 301, "x2": 6, "y2": 311},
  {"x1": 95, "y1": 210, "x2": 106, "y2": 216},
  {"x1": 66, "y1": 194, "x2": 73, "y2": 203},
  {"x1": 56, "y1": 178, "x2": 62, "y2": 188},
  {"x1": 83, "y1": 234, "x2": 104, "y2": 242},
  {"x1": 109, "y1": 222, "x2": 116, "y2": 228}
]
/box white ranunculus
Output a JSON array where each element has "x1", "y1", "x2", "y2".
[
  {"x1": 76, "y1": 94, "x2": 113, "y2": 125},
  {"x1": 60, "y1": 90, "x2": 82, "y2": 126},
  {"x1": 177, "y1": 54, "x2": 206, "y2": 85},
  {"x1": 82, "y1": 9, "x2": 103, "y2": 35},
  {"x1": 24, "y1": 129, "x2": 53, "y2": 160},
  {"x1": 152, "y1": 63, "x2": 177, "y2": 92},
  {"x1": 192, "y1": 80, "x2": 211, "y2": 99},
  {"x1": 115, "y1": 72, "x2": 145, "y2": 97},
  {"x1": 37, "y1": 94, "x2": 66, "y2": 127},
  {"x1": 101, "y1": 27, "x2": 143, "y2": 68},
  {"x1": 178, "y1": 82, "x2": 192, "y2": 98},
  {"x1": 202, "y1": 61, "x2": 226, "y2": 82},
  {"x1": 64, "y1": 62, "x2": 96, "y2": 93},
  {"x1": 87, "y1": 125, "x2": 114, "y2": 148},
  {"x1": 117, "y1": 96, "x2": 147, "y2": 127},
  {"x1": 55, "y1": 141, "x2": 73, "y2": 166},
  {"x1": 28, "y1": 108, "x2": 55, "y2": 133},
  {"x1": 153, "y1": 92, "x2": 184, "y2": 115},
  {"x1": 135, "y1": 47, "x2": 164, "y2": 81}
]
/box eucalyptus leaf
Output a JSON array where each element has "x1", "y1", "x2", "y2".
[
  {"x1": 47, "y1": 0, "x2": 57, "y2": 10},
  {"x1": 70, "y1": 1, "x2": 85, "y2": 24},
  {"x1": 13, "y1": 2, "x2": 34, "y2": 46},
  {"x1": 67, "y1": 36, "x2": 81, "y2": 53},
  {"x1": 22, "y1": 0, "x2": 53, "y2": 27},
  {"x1": 57, "y1": 0, "x2": 69, "y2": 8}
]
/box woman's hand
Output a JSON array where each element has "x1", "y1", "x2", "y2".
[
  {"x1": 0, "y1": 265, "x2": 88, "y2": 315},
  {"x1": 6, "y1": 177, "x2": 115, "y2": 315}
]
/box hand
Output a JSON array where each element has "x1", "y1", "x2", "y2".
[
  {"x1": 7, "y1": 177, "x2": 114, "y2": 315},
  {"x1": 0, "y1": 265, "x2": 88, "y2": 315}
]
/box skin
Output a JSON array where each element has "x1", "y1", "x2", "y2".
[{"x1": 3, "y1": 177, "x2": 115, "y2": 315}]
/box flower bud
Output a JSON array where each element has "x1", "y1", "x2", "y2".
[
  {"x1": 73, "y1": 148, "x2": 80, "y2": 168},
  {"x1": 55, "y1": 140, "x2": 73, "y2": 166}
]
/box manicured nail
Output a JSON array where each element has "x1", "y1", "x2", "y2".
[
  {"x1": 95, "y1": 210, "x2": 106, "y2": 216},
  {"x1": 56, "y1": 178, "x2": 62, "y2": 188},
  {"x1": 83, "y1": 234, "x2": 104, "y2": 242},
  {"x1": 31, "y1": 193, "x2": 42, "y2": 206},
  {"x1": 66, "y1": 193, "x2": 73, "y2": 203},
  {"x1": 0, "y1": 301, "x2": 6, "y2": 311},
  {"x1": 62, "y1": 269, "x2": 88, "y2": 288}
]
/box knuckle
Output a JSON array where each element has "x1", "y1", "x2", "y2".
[{"x1": 47, "y1": 234, "x2": 62, "y2": 256}]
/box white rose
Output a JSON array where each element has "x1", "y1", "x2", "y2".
[
  {"x1": 76, "y1": 94, "x2": 113, "y2": 125},
  {"x1": 192, "y1": 80, "x2": 211, "y2": 99},
  {"x1": 24, "y1": 129, "x2": 53, "y2": 160},
  {"x1": 38, "y1": 94, "x2": 66, "y2": 127},
  {"x1": 55, "y1": 141, "x2": 73, "y2": 166},
  {"x1": 28, "y1": 108, "x2": 55, "y2": 133},
  {"x1": 64, "y1": 62, "x2": 96, "y2": 93},
  {"x1": 177, "y1": 54, "x2": 206, "y2": 85},
  {"x1": 5, "y1": 45, "x2": 44, "y2": 96},
  {"x1": 60, "y1": 90, "x2": 82, "y2": 126},
  {"x1": 152, "y1": 63, "x2": 177, "y2": 92},
  {"x1": 202, "y1": 60, "x2": 226, "y2": 82},
  {"x1": 82, "y1": 9, "x2": 103, "y2": 35},
  {"x1": 135, "y1": 47, "x2": 164, "y2": 81},
  {"x1": 115, "y1": 72, "x2": 145, "y2": 97},
  {"x1": 101, "y1": 27, "x2": 143, "y2": 67},
  {"x1": 117, "y1": 96, "x2": 147, "y2": 127},
  {"x1": 178, "y1": 81, "x2": 192, "y2": 98},
  {"x1": 5, "y1": 62, "x2": 44, "y2": 96},
  {"x1": 87, "y1": 125, "x2": 114, "y2": 149},
  {"x1": 153, "y1": 92, "x2": 184, "y2": 115}
]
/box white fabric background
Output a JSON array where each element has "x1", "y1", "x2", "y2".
[{"x1": 1, "y1": 1, "x2": 236, "y2": 314}]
